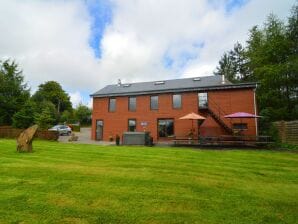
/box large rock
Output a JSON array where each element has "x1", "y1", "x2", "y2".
[
  {"x1": 17, "y1": 125, "x2": 38, "y2": 152},
  {"x1": 68, "y1": 133, "x2": 78, "y2": 142}
]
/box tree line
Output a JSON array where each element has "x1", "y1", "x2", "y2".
[
  {"x1": 0, "y1": 60, "x2": 91, "y2": 129},
  {"x1": 214, "y1": 4, "x2": 298, "y2": 134}
]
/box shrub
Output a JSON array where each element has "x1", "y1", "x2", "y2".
[
  {"x1": 71, "y1": 125, "x2": 80, "y2": 132},
  {"x1": 12, "y1": 100, "x2": 38, "y2": 129},
  {"x1": 34, "y1": 106, "x2": 56, "y2": 130}
]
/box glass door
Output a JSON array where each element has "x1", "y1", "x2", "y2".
[{"x1": 96, "y1": 120, "x2": 103, "y2": 140}]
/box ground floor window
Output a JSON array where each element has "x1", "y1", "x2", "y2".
[
  {"x1": 232, "y1": 123, "x2": 248, "y2": 130},
  {"x1": 128, "y1": 119, "x2": 136, "y2": 132},
  {"x1": 158, "y1": 119, "x2": 174, "y2": 137}
]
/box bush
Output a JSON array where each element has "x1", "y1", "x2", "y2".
[
  {"x1": 71, "y1": 125, "x2": 80, "y2": 132},
  {"x1": 268, "y1": 123, "x2": 280, "y2": 143},
  {"x1": 34, "y1": 106, "x2": 56, "y2": 130},
  {"x1": 12, "y1": 101, "x2": 36, "y2": 129},
  {"x1": 279, "y1": 143, "x2": 298, "y2": 150}
]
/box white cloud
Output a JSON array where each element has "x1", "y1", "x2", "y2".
[
  {"x1": 87, "y1": 98, "x2": 93, "y2": 109},
  {"x1": 69, "y1": 91, "x2": 83, "y2": 108},
  {"x1": 0, "y1": 0, "x2": 295, "y2": 97}
]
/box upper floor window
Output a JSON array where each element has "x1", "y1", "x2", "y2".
[
  {"x1": 129, "y1": 97, "x2": 136, "y2": 111},
  {"x1": 198, "y1": 92, "x2": 208, "y2": 108},
  {"x1": 128, "y1": 119, "x2": 136, "y2": 132},
  {"x1": 173, "y1": 94, "x2": 182, "y2": 109},
  {"x1": 109, "y1": 98, "x2": 116, "y2": 112},
  {"x1": 150, "y1": 96, "x2": 158, "y2": 110}
]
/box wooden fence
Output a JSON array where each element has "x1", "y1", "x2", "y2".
[
  {"x1": 0, "y1": 126, "x2": 59, "y2": 141},
  {"x1": 274, "y1": 120, "x2": 298, "y2": 144}
]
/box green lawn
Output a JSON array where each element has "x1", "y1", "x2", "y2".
[{"x1": 0, "y1": 139, "x2": 297, "y2": 224}]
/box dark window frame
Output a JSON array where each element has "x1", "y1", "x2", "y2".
[
  {"x1": 128, "y1": 96, "x2": 136, "y2": 111},
  {"x1": 232, "y1": 123, "x2": 248, "y2": 130},
  {"x1": 109, "y1": 98, "x2": 116, "y2": 112},
  {"x1": 150, "y1": 95, "x2": 159, "y2": 110},
  {"x1": 198, "y1": 92, "x2": 208, "y2": 109},
  {"x1": 157, "y1": 118, "x2": 174, "y2": 138},
  {"x1": 172, "y1": 94, "x2": 182, "y2": 109},
  {"x1": 128, "y1": 119, "x2": 137, "y2": 132}
]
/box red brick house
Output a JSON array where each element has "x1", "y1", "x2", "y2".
[{"x1": 91, "y1": 75, "x2": 258, "y2": 142}]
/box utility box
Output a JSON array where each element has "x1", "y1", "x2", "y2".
[{"x1": 123, "y1": 132, "x2": 150, "y2": 145}]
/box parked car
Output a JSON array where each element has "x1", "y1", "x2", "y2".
[{"x1": 48, "y1": 125, "x2": 72, "y2": 136}]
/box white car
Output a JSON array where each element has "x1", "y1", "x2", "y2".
[{"x1": 48, "y1": 125, "x2": 72, "y2": 136}]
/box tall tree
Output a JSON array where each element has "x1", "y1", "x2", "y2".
[
  {"x1": 74, "y1": 104, "x2": 92, "y2": 125},
  {"x1": 215, "y1": 3, "x2": 298, "y2": 122},
  {"x1": 0, "y1": 60, "x2": 30, "y2": 125},
  {"x1": 214, "y1": 42, "x2": 248, "y2": 82},
  {"x1": 214, "y1": 52, "x2": 236, "y2": 82},
  {"x1": 32, "y1": 81, "x2": 72, "y2": 115},
  {"x1": 247, "y1": 14, "x2": 295, "y2": 120},
  {"x1": 285, "y1": 4, "x2": 298, "y2": 118}
]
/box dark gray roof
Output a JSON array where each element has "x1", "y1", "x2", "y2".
[{"x1": 91, "y1": 75, "x2": 256, "y2": 97}]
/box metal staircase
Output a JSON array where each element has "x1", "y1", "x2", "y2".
[{"x1": 199, "y1": 97, "x2": 233, "y2": 134}]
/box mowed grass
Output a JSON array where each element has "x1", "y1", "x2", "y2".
[{"x1": 0, "y1": 139, "x2": 297, "y2": 224}]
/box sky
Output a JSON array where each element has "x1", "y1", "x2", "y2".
[{"x1": 0, "y1": 0, "x2": 295, "y2": 108}]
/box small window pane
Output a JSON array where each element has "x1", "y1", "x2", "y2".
[
  {"x1": 198, "y1": 92, "x2": 208, "y2": 108},
  {"x1": 129, "y1": 97, "x2": 136, "y2": 111},
  {"x1": 128, "y1": 119, "x2": 136, "y2": 132},
  {"x1": 150, "y1": 96, "x2": 158, "y2": 110},
  {"x1": 173, "y1": 94, "x2": 181, "y2": 108},
  {"x1": 109, "y1": 98, "x2": 116, "y2": 112},
  {"x1": 233, "y1": 123, "x2": 248, "y2": 130},
  {"x1": 158, "y1": 119, "x2": 174, "y2": 137}
]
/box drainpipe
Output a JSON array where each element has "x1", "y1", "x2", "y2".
[{"x1": 254, "y1": 84, "x2": 258, "y2": 136}]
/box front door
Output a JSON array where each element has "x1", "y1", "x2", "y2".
[{"x1": 96, "y1": 120, "x2": 103, "y2": 140}]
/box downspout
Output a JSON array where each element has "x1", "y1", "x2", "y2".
[{"x1": 253, "y1": 84, "x2": 258, "y2": 136}]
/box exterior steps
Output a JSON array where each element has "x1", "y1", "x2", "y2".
[{"x1": 207, "y1": 108, "x2": 233, "y2": 134}]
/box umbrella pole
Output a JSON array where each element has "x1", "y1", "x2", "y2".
[{"x1": 192, "y1": 120, "x2": 194, "y2": 139}]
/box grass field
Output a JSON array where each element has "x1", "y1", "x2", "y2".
[{"x1": 0, "y1": 139, "x2": 297, "y2": 224}]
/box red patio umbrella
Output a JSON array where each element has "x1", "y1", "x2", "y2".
[
  {"x1": 224, "y1": 112, "x2": 261, "y2": 134},
  {"x1": 224, "y1": 112, "x2": 261, "y2": 118},
  {"x1": 179, "y1": 112, "x2": 206, "y2": 138}
]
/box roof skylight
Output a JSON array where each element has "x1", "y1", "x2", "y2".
[{"x1": 154, "y1": 81, "x2": 165, "y2": 85}]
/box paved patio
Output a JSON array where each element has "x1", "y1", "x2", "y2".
[{"x1": 58, "y1": 127, "x2": 114, "y2": 145}]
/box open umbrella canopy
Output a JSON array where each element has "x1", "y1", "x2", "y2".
[
  {"x1": 224, "y1": 112, "x2": 261, "y2": 118},
  {"x1": 179, "y1": 112, "x2": 206, "y2": 120}
]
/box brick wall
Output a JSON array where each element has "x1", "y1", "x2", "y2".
[{"x1": 91, "y1": 88, "x2": 257, "y2": 142}]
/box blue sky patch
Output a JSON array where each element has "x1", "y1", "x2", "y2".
[
  {"x1": 163, "y1": 41, "x2": 204, "y2": 70},
  {"x1": 225, "y1": 0, "x2": 248, "y2": 13},
  {"x1": 163, "y1": 55, "x2": 174, "y2": 69},
  {"x1": 86, "y1": 0, "x2": 113, "y2": 58}
]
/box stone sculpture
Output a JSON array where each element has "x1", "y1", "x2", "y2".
[{"x1": 17, "y1": 125, "x2": 38, "y2": 152}]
